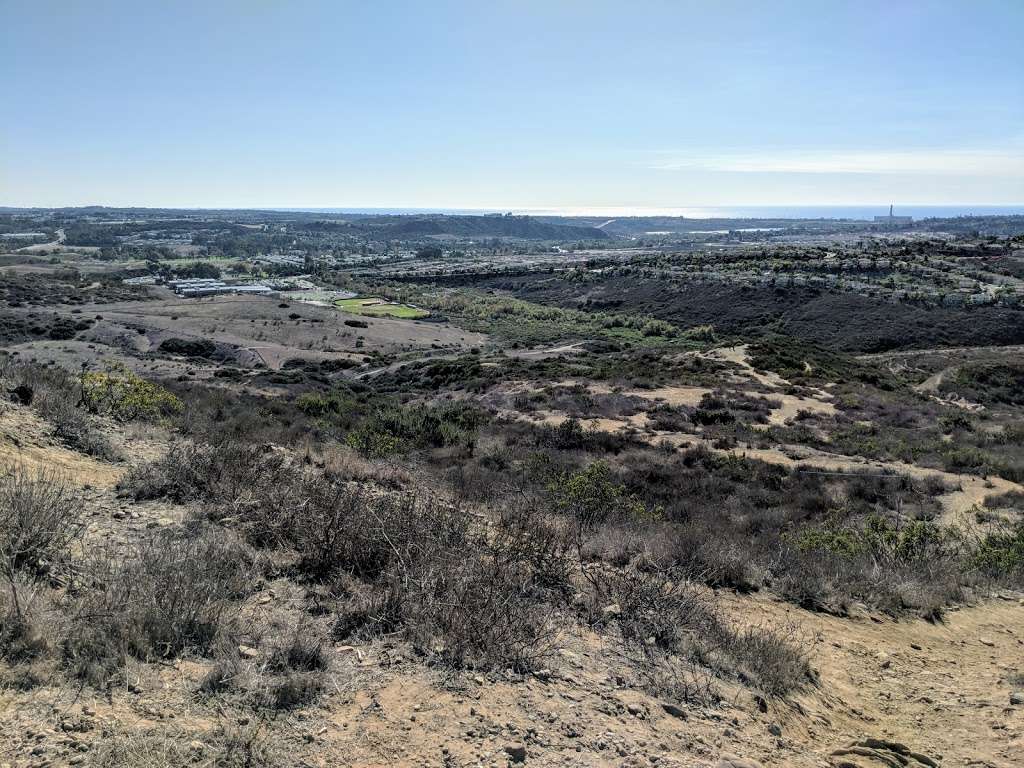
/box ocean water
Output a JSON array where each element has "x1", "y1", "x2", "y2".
[{"x1": 628, "y1": 205, "x2": 1024, "y2": 220}]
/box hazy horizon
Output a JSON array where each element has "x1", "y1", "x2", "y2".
[
  {"x1": 3, "y1": 1, "x2": 1022, "y2": 209},
  {"x1": 3, "y1": 204, "x2": 1024, "y2": 221}
]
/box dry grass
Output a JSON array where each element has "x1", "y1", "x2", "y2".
[
  {"x1": 86, "y1": 723, "x2": 281, "y2": 768},
  {"x1": 0, "y1": 358, "x2": 119, "y2": 459},
  {"x1": 0, "y1": 462, "x2": 81, "y2": 577},
  {"x1": 61, "y1": 528, "x2": 256, "y2": 689}
]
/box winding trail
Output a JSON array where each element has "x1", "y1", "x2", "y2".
[{"x1": 513, "y1": 343, "x2": 1023, "y2": 522}]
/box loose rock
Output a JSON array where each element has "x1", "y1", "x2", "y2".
[
  {"x1": 504, "y1": 743, "x2": 527, "y2": 763},
  {"x1": 716, "y1": 754, "x2": 763, "y2": 768},
  {"x1": 237, "y1": 645, "x2": 259, "y2": 659}
]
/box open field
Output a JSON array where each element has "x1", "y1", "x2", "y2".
[
  {"x1": 3, "y1": 294, "x2": 486, "y2": 376},
  {"x1": 334, "y1": 296, "x2": 430, "y2": 319}
]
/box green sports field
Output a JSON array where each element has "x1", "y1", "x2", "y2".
[{"x1": 335, "y1": 296, "x2": 429, "y2": 319}]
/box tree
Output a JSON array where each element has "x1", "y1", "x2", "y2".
[{"x1": 415, "y1": 245, "x2": 443, "y2": 259}]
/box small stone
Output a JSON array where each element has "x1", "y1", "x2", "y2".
[
  {"x1": 602, "y1": 603, "x2": 622, "y2": 617},
  {"x1": 504, "y1": 743, "x2": 527, "y2": 763},
  {"x1": 238, "y1": 645, "x2": 259, "y2": 659},
  {"x1": 1010, "y1": 691, "x2": 1024, "y2": 705},
  {"x1": 979, "y1": 637, "x2": 995, "y2": 647},
  {"x1": 626, "y1": 703, "x2": 645, "y2": 718},
  {"x1": 716, "y1": 755, "x2": 763, "y2": 768},
  {"x1": 767, "y1": 723, "x2": 782, "y2": 737},
  {"x1": 661, "y1": 702, "x2": 687, "y2": 720}
]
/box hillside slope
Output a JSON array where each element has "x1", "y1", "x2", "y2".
[{"x1": 0, "y1": 402, "x2": 1021, "y2": 768}]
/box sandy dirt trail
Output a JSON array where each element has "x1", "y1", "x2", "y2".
[
  {"x1": 0, "y1": 405, "x2": 125, "y2": 487},
  {"x1": 731, "y1": 592, "x2": 1024, "y2": 768}
]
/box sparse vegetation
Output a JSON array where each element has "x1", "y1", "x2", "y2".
[
  {"x1": 0, "y1": 357, "x2": 120, "y2": 458},
  {"x1": 2, "y1": 205, "x2": 1023, "y2": 766},
  {"x1": 62, "y1": 527, "x2": 254, "y2": 688},
  {"x1": 0, "y1": 464, "x2": 80, "y2": 578},
  {"x1": 940, "y1": 362, "x2": 1024, "y2": 406}
]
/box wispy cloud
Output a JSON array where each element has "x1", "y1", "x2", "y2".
[{"x1": 651, "y1": 148, "x2": 1024, "y2": 176}]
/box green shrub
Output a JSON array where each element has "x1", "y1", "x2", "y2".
[
  {"x1": 641, "y1": 319, "x2": 677, "y2": 338},
  {"x1": 346, "y1": 402, "x2": 487, "y2": 458},
  {"x1": 791, "y1": 520, "x2": 866, "y2": 558},
  {"x1": 941, "y1": 445, "x2": 992, "y2": 474},
  {"x1": 345, "y1": 427, "x2": 401, "y2": 458},
  {"x1": 972, "y1": 524, "x2": 1024, "y2": 577},
  {"x1": 942, "y1": 362, "x2": 1024, "y2": 406},
  {"x1": 549, "y1": 461, "x2": 656, "y2": 525},
  {"x1": 684, "y1": 324, "x2": 716, "y2": 342},
  {"x1": 791, "y1": 514, "x2": 955, "y2": 565},
  {"x1": 295, "y1": 392, "x2": 331, "y2": 417},
  {"x1": 939, "y1": 411, "x2": 973, "y2": 433},
  {"x1": 82, "y1": 363, "x2": 183, "y2": 421},
  {"x1": 158, "y1": 337, "x2": 219, "y2": 358}
]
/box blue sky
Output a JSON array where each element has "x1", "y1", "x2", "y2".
[{"x1": 2, "y1": 0, "x2": 1022, "y2": 210}]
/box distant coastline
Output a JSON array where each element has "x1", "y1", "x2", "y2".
[
  {"x1": 271, "y1": 205, "x2": 1024, "y2": 220},
  {"x1": 3, "y1": 204, "x2": 1022, "y2": 221}
]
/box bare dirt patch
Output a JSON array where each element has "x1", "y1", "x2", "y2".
[
  {"x1": 44, "y1": 294, "x2": 488, "y2": 370},
  {"x1": 0, "y1": 404, "x2": 124, "y2": 487}
]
